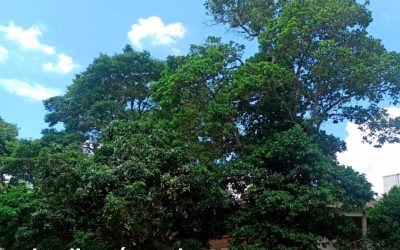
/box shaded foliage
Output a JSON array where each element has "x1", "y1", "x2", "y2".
[
  {"x1": 0, "y1": 121, "x2": 229, "y2": 249},
  {"x1": 226, "y1": 126, "x2": 372, "y2": 249},
  {"x1": 0, "y1": 140, "x2": 41, "y2": 185},
  {"x1": 367, "y1": 187, "x2": 400, "y2": 249},
  {"x1": 0, "y1": 117, "x2": 18, "y2": 156},
  {"x1": 152, "y1": 37, "x2": 244, "y2": 161}
]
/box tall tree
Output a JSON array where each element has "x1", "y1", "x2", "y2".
[
  {"x1": 44, "y1": 46, "x2": 163, "y2": 142},
  {"x1": 226, "y1": 126, "x2": 372, "y2": 249},
  {"x1": 203, "y1": 0, "x2": 389, "y2": 248},
  {"x1": 206, "y1": 0, "x2": 400, "y2": 147},
  {"x1": 93, "y1": 121, "x2": 229, "y2": 249}
]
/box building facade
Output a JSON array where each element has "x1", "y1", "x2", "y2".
[{"x1": 383, "y1": 173, "x2": 400, "y2": 193}]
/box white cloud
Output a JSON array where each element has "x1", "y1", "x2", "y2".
[
  {"x1": 337, "y1": 107, "x2": 400, "y2": 195},
  {"x1": 43, "y1": 53, "x2": 77, "y2": 74},
  {"x1": 0, "y1": 78, "x2": 61, "y2": 101},
  {"x1": 0, "y1": 22, "x2": 55, "y2": 55},
  {"x1": 0, "y1": 45, "x2": 8, "y2": 61},
  {"x1": 128, "y1": 16, "x2": 186, "y2": 50},
  {"x1": 0, "y1": 22, "x2": 77, "y2": 74}
]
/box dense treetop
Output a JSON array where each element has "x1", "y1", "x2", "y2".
[{"x1": 44, "y1": 46, "x2": 163, "y2": 141}]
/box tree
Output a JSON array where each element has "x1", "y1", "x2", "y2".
[
  {"x1": 0, "y1": 121, "x2": 229, "y2": 250},
  {"x1": 203, "y1": 1, "x2": 392, "y2": 247},
  {"x1": 0, "y1": 117, "x2": 18, "y2": 156},
  {"x1": 92, "y1": 121, "x2": 229, "y2": 249},
  {"x1": 367, "y1": 186, "x2": 400, "y2": 249},
  {"x1": 206, "y1": 0, "x2": 400, "y2": 147},
  {"x1": 0, "y1": 184, "x2": 39, "y2": 250},
  {"x1": 0, "y1": 139, "x2": 42, "y2": 185},
  {"x1": 151, "y1": 37, "x2": 244, "y2": 161},
  {"x1": 44, "y1": 46, "x2": 163, "y2": 142},
  {"x1": 226, "y1": 126, "x2": 372, "y2": 249}
]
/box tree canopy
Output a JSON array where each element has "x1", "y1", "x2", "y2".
[
  {"x1": 44, "y1": 46, "x2": 163, "y2": 142},
  {"x1": 151, "y1": 37, "x2": 244, "y2": 161},
  {"x1": 206, "y1": 0, "x2": 400, "y2": 147},
  {"x1": 226, "y1": 126, "x2": 372, "y2": 249},
  {"x1": 0, "y1": 117, "x2": 18, "y2": 156}
]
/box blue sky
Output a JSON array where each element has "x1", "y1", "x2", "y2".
[{"x1": 0, "y1": 0, "x2": 399, "y2": 193}]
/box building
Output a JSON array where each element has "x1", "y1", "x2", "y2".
[
  {"x1": 320, "y1": 200, "x2": 377, "y2": 250},
  {"x1": 383, "y1": 173, "x2": 400, "y2": 193}
]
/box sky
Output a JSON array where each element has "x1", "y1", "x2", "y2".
[{"x1": 0, "y1": 0, "x2": 399, "y2": 194}]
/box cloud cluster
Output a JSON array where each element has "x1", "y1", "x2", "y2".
[
  {"x1": 43, "y1": 53, "x2": 76, "y2": 74},
  {"x1": 0, "y1": 22, "x2": 55, "y2": 55},
  {"x1": 0, "y1": 45, "x2": 8, "y2": 61},
  {"x1": 128, "y1": 16, "x2": 186, "y2": 50},
  {"x1": 337, "y1": 107, "x2": 400, "y2": 195},
  {"x1": 0, "y1": 78, "x2": 61, "y2": 101},
  {"x1": 0, "y1": 22, "x2": 77, "y2": 74}
]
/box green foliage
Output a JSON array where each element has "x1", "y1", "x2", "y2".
[
  {"x1": 226, "y1": 126, "x2": 372, "y2": 249},
  {"x1": 367, "y1": 187, "x2": 400, "y2": 249},
  {"x1": 152, "y1": 37, "x2": 244, "y2": 161},
  {"x1": 0, "y1": 139, "x2": 42, "y2": 185},
  {"x1": 94, "y1": 121, "x2": 230, "y2": 249},
  {"x1": 0, "y1": 121, "x2": 229, "y2": 249},
  {"x1": 2, "y1": 0, "x2": 399, "y2": 247},
  {"x1": 232, "y1": 61, "x2": 299, "y2": 144},
  {"x1": 0, "y1": 185, "x2": 39, "y2": 250},
  {"x1": 0, "y1": 117, "x2": 18, "y2": 156},
  {"x1": 44, "y1": 46, "x2": 163, "y2": 141},
  {"x1": 206, "y1": 0, "x2": 400, "y2": 147},
  {"x1": 205, "y1": 0, "x2": 289, "y2": 38}
]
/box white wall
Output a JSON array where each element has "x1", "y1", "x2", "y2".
[{"x1": 383, "y1": 174, "x2": 400, "y2": 193}]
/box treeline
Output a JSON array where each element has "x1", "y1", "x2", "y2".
[{"x1": 1, "y1": 0, "x2": 400, "y2": 249}]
